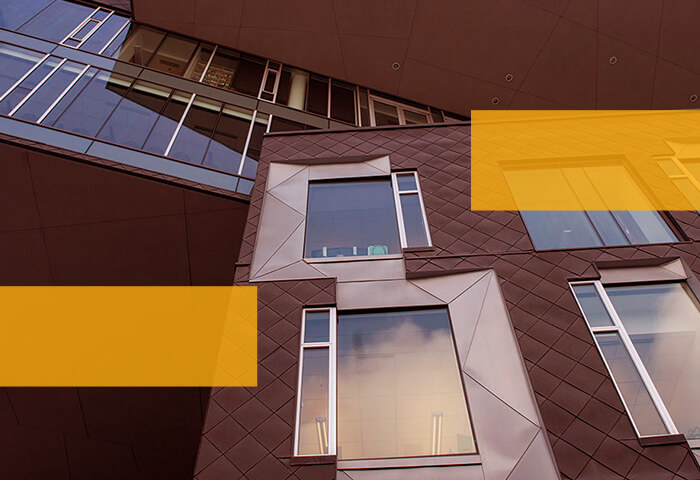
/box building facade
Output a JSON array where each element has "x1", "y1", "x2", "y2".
[{"x1": 1, "y1": 1, "x2": 700, "y2": 479}]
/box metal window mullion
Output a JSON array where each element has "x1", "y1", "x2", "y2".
[
  {"x1": 413, "y1": 172, "x2": 433, "y2": 246},
  {"x1": 595, "y1": 281, "x2": 679, "y2": 434},
  {"x1": 397, "y1": 107, "x2": 406, "y2": 126},
  {"x1": 270, "y1": 64, "x2": 282, "y2": 103},
  {"x1": 671, "y1": 156, "x2": 700, "y2": 191},
  {"x1": 37, "y1": 63, "x2": 90, "y2": 124},
  {"x1": 368, "y1": 95, "x2": 377, "y2": 126},
  {"x1": 8, "y1": 58, "x2": 67, "y2": 117},
  {"x1": 60, "y1": 7, "x2": 101, "y2": 44},
  {"x1": 164, "y1": 93, "x2": 196, "y2": 156},
  {"x1": 98, "y1": 17, "x2": 130, "y2": 55},
  {"x1": 354, "y1": 86, "x2": 361, "y2": 126},
  {"x1": 198, "y1": 45, "x2": 218, "y2": 83},
  {"x1": 76, "y1": 11, "x2": 114, "y2": 48},
  {"x1": 0, "y1": 53, "x2": 50, "y2": 103},
  {"x1": 237, "y1": 110, "x2": 258, "y2": 176},
  {"x1": 257, "y1": 60, "x2": 270, "y2": 99},
  {"x1": 326, "y1": 78, "x2": 331, "y2": 118},
  {"x1": 328, "y1": 307, "x2": 337, "y2": 456},
  {"x1": 391, "y1": 173, "x2": 408, "y2": 248}
]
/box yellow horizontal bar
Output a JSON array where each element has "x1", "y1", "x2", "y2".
[
  {"x1": 471, "y1": 110, "x2": 700, "y2": 210},
  {"x1": 0, "y1": 287, "x2": 257, "y2": 386}
]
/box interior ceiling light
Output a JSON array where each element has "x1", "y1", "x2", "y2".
[
  {"x1": 392, "y1": 62, "x2": 400, "y2": 71},
  {"x1": 609, "y1": 56, "x2": 618, "y2": 65}
]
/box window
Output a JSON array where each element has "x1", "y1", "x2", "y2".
[
  {"x1": 571, "y1": 281, "x2": 700, "y2": 439},
  {"x1": 146, "y1": 34, "x2": 198, "y2": 76},
  {"x1": 295, "y1": 307, "x2": 475, "y2": 460},
  {"x1": 511, "y1": 163, "x2": 678, "y2": 249},
  {"x1": 369, "y1": 94, "x2": 432, "y2": 126},
  {"x1": 18, "y1": 0, "x2": 93, "y2": 43},
  {"x1": 304, "y1": 174, "x2": 431, "y2": 259}
]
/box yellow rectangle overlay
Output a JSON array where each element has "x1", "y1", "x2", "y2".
[
  {"x1": 0, "y1": 286, "x2": 257, "y2": 386},
  {"x1": 471, "y1": 110, "x2": 700, "y2": 210}
]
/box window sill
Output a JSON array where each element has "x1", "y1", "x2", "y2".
[
  {"x1": 337, "y1": 453, "x2": 481, "y2": 470},
  {"x1": 289, "y1": 455, "x2": 336, "y2": 466},
  {"x1": 639, "y1": 434, "x2": 687, "y2": 447},
  {"x1": 305, "y1": 254, "x2": 403, "y2": 264},
  {"x1": 688, "y1": 439, "x2": 700, "y2": 449}
]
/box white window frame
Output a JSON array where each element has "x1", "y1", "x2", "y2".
[
  {"x1": 368, "y1": 94, "x2": 433, "y2": 126},
  {"x1": 293, "y1": 307, "x2": 337, "y2": 457},
  {"x1": 569, "y1": 280, "x2": 680, "y2": 438},
  {"x1": 391, "y1": 171, "x2": 432, "y2": 248}
]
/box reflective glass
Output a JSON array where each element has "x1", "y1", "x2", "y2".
[
  {"x1": 201, "y1": 48, "x2": 238, "y2": 89},
  {"x1": 520, "y1": 211, "x2": 603, "y2": 250},
  {"x1": 304, "y1": 311, "x2": 330, "y2": 343},
  {"x1": 305, "y1": 179, "x2": 401, "y2": 258},
  {"x1": 231, "y1": 55, "x2": 265, "y2": 96},
  {"x1": 102, "y1": 22, "x2": 131, "y2": 58},
  {"x1": 607, "y1": 283, "x2": 700, "y2": 439},
  {"x1": 184, "y1": 44, "x2": 215, "y2": 82},
  {"x1": 51, "y1": 70, "x2": 132, "y2": 137},
  {"x1": 396, "y1": 173, "x2": 417, "y2": 191},
  {"x1": 240, "y1": 113, "x2": 268, "y2": 178},
  {"x1": 14, "y1": 60, "x2": 83, "y2": 122},
  {"x1": 587, "y1": 211, "x2": 628, "y2": 246},
  {"x1": 201, "y1": 105, "x2": 251, "y2": 174},
  {"x1": 41, "y1": 66, "x2": 96, "y2": 125},
  {"x1": 337, "y1": 308, "x2": 474, "y2": 459},
  {"x1": 373, "y1": 100, "x2": 399, "y2": 126},
  {"x1": 0, "y1": 43, "x2": 45, "y2": 95},
  {"x1": 19, "y1": 1, "x2": 92, "y2": 42},
  {"x1": 0, "y1": 0, "x2": 52, "y2": 30},
  {"x1": 114, "y1": 25, "x2": 165, "y2": 66},
  {"x1": 330, "y1": 81, "x2": 355, "y2": 124},
  {"x1": 400, "y1": 193, "x2": 429, "y2": 247},
  {"x1": 96, "y1": 81, "x2": 170, "y2": 149},
  {"x1": 142, "y1": 91, "x2": 189, "y2": 155},
  {"x1": 168, "y1": 97, "x2": 221, "y2": 164},
  {"x1": 611, "y1": 211, "x2": 677, "y2": 245},
  {"x1": 297, "y1": 347, "x2": 329, "y2": 456},
  {"x1": 404, "y1": 109, "x2": 429, "y2": 125},
  {"x1": 147, "y1": 34, "x2": 198, "y2": 76},
  {"x1": 306, "y1": 75, "x2": 328, "y2": 116},
  {"x1": 81, "y1": 14, "x2": 130, "y2": 54},
  {"x1": 0, "y1": 56, "x2": 61, "y2": 116},
  {"x1": 571, "y1": 284, "x2": 614, "y2": 327},
  {"x1": 358, "y1": 88, "x2": 370, "y2": 126},
  {"x1": 595, "y1": 332, "x2": 668, "y2": 436}
]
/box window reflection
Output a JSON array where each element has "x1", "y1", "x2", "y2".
[
  {"x1": 168, "y1": 96, "x2": 221, "y2": 164},
  {"x1": 14, "y1": 60, "x2": 84, "y2": 122},
  {"x1": 297, "y1": 348, "x2": 330, "y2": 456},
  {"x1": 0, "y1": 0, "x2": 53, "y2": 30},
  {"x1": 113, "y1": 25, "x2": 165, "y2": 66},
  {"x1": 142, "y1": 90, "x2": 190, "y2": 154},
  {"x1": 202, "y1": 105, "x2": 252, "y2": 174},
  {"x1": 81, "y1": 14, "x2": 129, "y2": 54},
  {"x1": 0, "y1": 56, "x2": 62, "y2": 116},
  {"x1": 19, "y1": 0, "x2": 92, "y2": 43},
  {"x1": 337, "y1": 308, "x2": 474, "y2": 459},
  {"x1": 0, "y1": 43, "x2": 46, "y2": 96}
]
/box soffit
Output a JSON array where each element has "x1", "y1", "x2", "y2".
[{"x1": 132, "y1": 0, "x2": 700, "y2": 115}]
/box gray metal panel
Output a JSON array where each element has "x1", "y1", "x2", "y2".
[
  {"x1": 506, "y1": 431, "x2": 561, "y2": 480},
  {"x1": 51, "y1": 46, "x2": 142, "y2": 77},
  {"x1": 0, "y1": 117, "x2": 92, "y2": 153},
  {"x1": 256, "y1": 101, "x2": 330, "y2": 128},
  {"x1": 340, "y1": 465, "x2": 484, "y2": 480},
  {"x1": 138, "y1": 69, "x2": 258, "y2": 109},
  {"x1": 0, "y1": 29, "x2": 56, "y2": 53},
  {"x1": 86, "y1": 141, "x2": 239, "y2": 192}
]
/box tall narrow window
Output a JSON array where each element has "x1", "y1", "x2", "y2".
[
  {"x1": 571, "y1": 280, "x2": 700, "y2": 439},
  {"x1": 295, "y1": 308, "x2": 336, "y2": 456},
  {"x1": 392, "y1": 171, "x2": 431, "y2": 248}
]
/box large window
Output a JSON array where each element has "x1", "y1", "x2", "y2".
[
  {"x1": 571, "y1": 281, "x2": 700, "y2": 439},
  {"x1": 510, "y1": 163, "x2": 678, "y2": 249},
  {"x1": 304, "y1": 174, "x2": 431, "y2": 259},
  {"x1": 294, "y1": 307, "x2": 475, "y2": 460}
]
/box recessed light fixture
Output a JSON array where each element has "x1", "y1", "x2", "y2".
[
  {"x1": 392, "y1": 62, "x2": 400, "y2": 71},
  {"x1": 690, "y1": 94, "x2": 698, "y2": 103},
  {"x1": 609, "y1": 56, "x2": 618, "y2": 65},
  {"x1": 492, "y1": 97, "x2": 500, "y2": 105},
  {"x1": 505, "y1": 73, "x2": 514, "y2": 82}
]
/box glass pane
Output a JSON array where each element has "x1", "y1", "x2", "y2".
[
  {"x1": 611, "y1": 211, "x2": 677, "y2": 245},
  {"x1": 96, "y1": 81, "x2": 170, "y2": 149},
  {"x1": 431, "y1": 109, "x2": 445, "y2": 123},
  {"x1": 41, "y1": 66, "x2": 96, "y2": 125},
  {"x1": 114, "y1": 25, "x2": 165, "y2": 66},
  {"x1": 72, "y1": 19, "x2": 98, "y2": 42},
  {"x1": 200, "y1": 48, "x2": 238, "y2": 89},
  {"x1": 231, "y1": 55, "x2": 265, "y2": 96},
  {"x1": 396, "y1": 173, "x2": 417, "y2": 191},
  {"x1": 269, "y1": 117, "x2": 310, "y2": 133},
  {"x1": 337, "y1": 308, "x2": 474, "y2": 459},
  {"x1": 358, "y1": 88, "x2": 370, "y2": 126},
  {"x1": 142, "y1": 91, "x2": 190, "y2": 155},
  {"x1": 168, "y1": 96, "x2": 221, "y2": 164},
  {"x1": 305, "y1": 179, "x2": 401, "y2": 258},
  {"x1": 102, "y1": 22, "x2": 131, "y2": 58},
  {"x1": 0, "y1": 56, "x2": 61, "y2": 116},
  {"x1": 400, "y1": 194, "x2": 429, "y2": 247},
  {"x1": 201, "y1": 105, "x2": 252, "y2": 174},
  {"x1": 571, "y1": 284, "x2": 614, "y2": 327},
  {"x1": 587, "y1": 211, "x2": 628, "y2": 246},
  {"x1": 51, "y1": 70, "x2": 132, "y2": 137},
  {"x1": 606, "y1": 283, "x2": 700, "y2": 439},
  {"x1": 304, "y1": 311, "x2": 330, "y2": 343},
  {"x1": 240, "y1": 113, "x2": 268, "y2": 178},
  {"x1": 15, "y1": 60, "x2": 83, "y2": 123},
  {"x1": 0, "y1": 0, "x2": 53, "y2": 30},
  {"x1": 81, "y1": 15, "x2": 130, "y2": 54},
  {"x1": 276, "y1": 67, "x2": 308, "y2": 110},
  {"x1": 595, "y1": 332, "x2": 668, "y2": 436},
  {"x1": 19, "y1": 1, "x2": 92, "y2": 42},
  {"x1": 520, "y1": 211, "x2": 603, "y2": 250},
  {"x1": 147, "y1": 34, "x2": 198, "y2": 76},
  {"x1": 330, "y1": 81, "x2": 356, "y2": 124},
  {"x1": 0, "y1": 43, "x2": 46, "y2": 95},
  {"x1": 297, "y1": 347, "x2": 330, "y2": 456},
  {"x1": 184, "y1": 44, "x2": 215, "y2": 82},
  {"x1": 373, "y1": 100, "x2": 399, "y2": 126},
  {"x1": 306, "y1": 75, "x2": 328, "y2": 116},
  {"x1": 404, "y1": 109, "x2": 429, "y2": 125}
]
